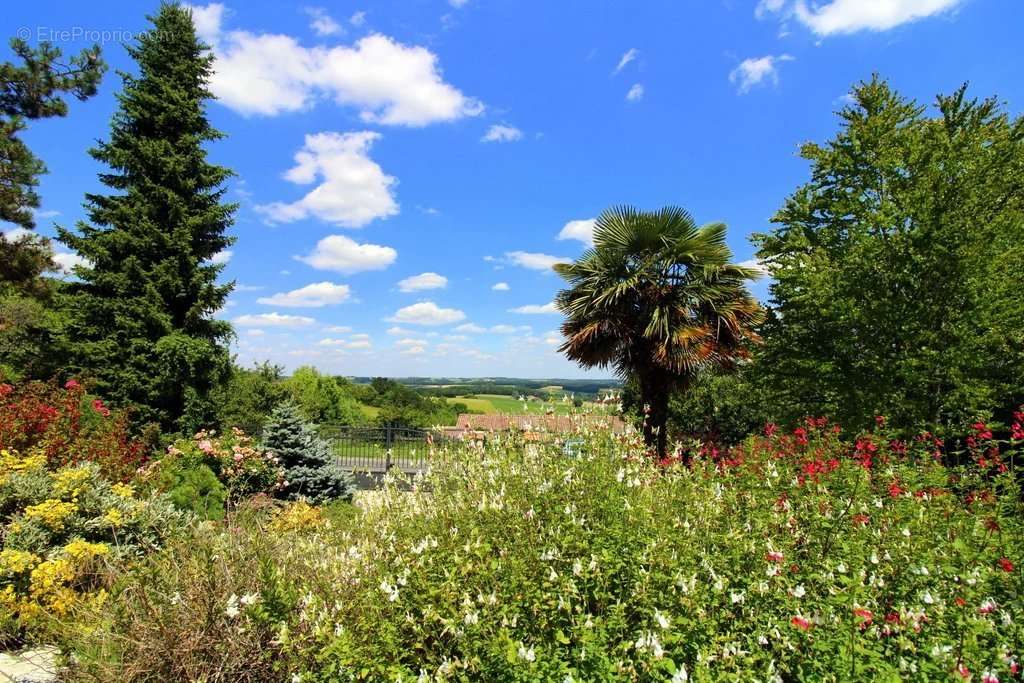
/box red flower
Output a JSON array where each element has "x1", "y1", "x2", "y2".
[
  {"x1": 0, "y1": 383, "x2": 12, "y2": 398},
  {"x1": 92, "y1": 398, "x2": 110, "y2": 417},
  {"x1": 955, "y1": 663, "x2": 970, "y2": 679},
  {"x1": 972, "y1": 421, "x2": 993, "y2": 440},
  {"x1": 884, "y1": 611, "x2": 901, "y2": 624},
  {"x1": 887, "y1": 481, "x2": 902, "y2": 498},
  {"x1": 794, "y1": 427, "x2": 808, "y2": 446},
  {"x1": 954, "y1": 596, "x2": 966, "y2": 607},
  {"x1": 851, "y1": 513, "x2": 870, "y2": 527},
  {"x1": 64, "y1": 379, "x2": 81, "y2": 390},
  {"x1": 765, "y1": 551, "x2": 784, "y2": 563},
  {"x1": 998, "y1": 557, "x2": 1014, "y2": 573},
  {"x1": 853, "y1": 607, "x2": 873, "y2": 628},
  {"x1": 875, "y1": 415, "x2": 886, "y2": 428},
  {"x1": 790, "y1": 616, "x2": 811, "y2": 631},
  {"x1": 764, "y1": 422, "x2": 778, "y2": 437}
]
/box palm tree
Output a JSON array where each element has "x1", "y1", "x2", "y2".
[{"x1": 554, "y1": 206, "x2": 764, "y2": 458}]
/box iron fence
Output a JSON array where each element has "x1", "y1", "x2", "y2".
[{"x1": 319, "y1": 424, "x2": 443, "y2": 474}]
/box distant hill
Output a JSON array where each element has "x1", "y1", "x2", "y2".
[{"x1": 344, "y1": 377, "x2": 621, "y2": 399}]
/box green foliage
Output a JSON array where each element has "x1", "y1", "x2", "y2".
[
  {"x1": 156, "y1": 461, "x2": 226, "y2": 521},
  {"x1": 284, "y1": 366, "x2": 364, "y2": 425},
  {"x1": 555, "y1": 206, "x2": 764, "y2": 456},
  {"x1": 0, "y1": 36, "x2": 105, "y2": 231},
  {"x1": 664, "y1": 367, "x2": 772, "y2": 446},
  {"x1": 263, "y1": 401, "x2": 354, "y2": 504},
  {"x1": 56, "y1": 5, "x2": 235, "y2": 434},
  {"x1": 213, "y1": 362, "x2": 289, "y2": 435},
  {"x1": 755, "y1": 76, "x2": 1024, "y2": 434},
  {"x1": 357, "y1": 377, "x2": 461, "y2": 428}
]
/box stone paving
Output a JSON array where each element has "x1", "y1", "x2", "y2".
[{"x1": 0, "y1": 647, "x2": 58, "y2": 683}]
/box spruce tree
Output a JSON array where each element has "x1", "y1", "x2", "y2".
[
  {"x1": 263, "y1": 401, "x2": 354, "y2": 504},
  {"x1": 58, "y1": 4, "x2": 235, "y2": 432}
]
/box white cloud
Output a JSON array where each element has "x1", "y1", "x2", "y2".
[
  {"x1": 210, "y1": 249, "x2": 233, "y2": 265},
  {"x1": 52, "y1": 251, "x2": 88, "y2": 275},
  {"x1": 612, "y1": 48, "x2": 638, "y2": 75},
  {"x1": 349, "y1": 11, "x2": 366, "y2": 26},
  {"x1": 394, "y1": 337, "x2": 428, "y2": 347},
  {"x1": 186, "y1": 3, "x2": 225, "y2": 45},
  {"x1": 2, "y1": 227, "x2": 33, "y2": 241},
  {"x1": 305, "y1": 7, "x2": 342, "y2": 36},
  {"x1": 296, "y1": 234, "x2": 397, "y2": 273},
  {"x1": 400, "y1": 344, "x2": 426, "y2": 355},
  {"x1": 729, "y1": 55, "x2": 793, "y2": 94},
  {"x1": 491, "y1": 282, "x2": 510, "y2": 291},
  {"x1": 557, "y1": 218, "x2": 596, "y2": 246},
  {"x1": 505, "y1": 250, "x2": 571, "y2": 272},
  {"x1": 386, "y1": 301, "x2": 466, "y2": 326},
  {"x1": 233, "y1": 312, "x2": 315, "y2": 327},
  {"x1": 256, "y1": 131, "x2": 398, "y2": 227},
  {"x1": 489, "y1": 324, "x2": 531, "y2": 334},
  {"x1": 235, "y1": 284, "x2": 265, "y2": 292},
  {"x1": 509, "y1": 302, "x2": 559, "y2": 314},
  {"x1": 481, "y1": 124, "x2": 523, "y2": 143},
  {"x1": 737, "y1": 258, "x2": 770, "y2": 277},
  {"x1": 257, "y1": 281, "x2": 351, "y2": 307},
  {"x1": 318, "y1": 336, "x2": 371, "y2": 349},
  {"x1": 626, "y1": 84, "x2": 644, "y2": 102},
  {"x1": 246, "y1": 329, "x2": 265, "y2": 336},
  {"x1": 755, "y1": 0, "x2": 962, "y2": 36},
  {"x1": 449, "y1": 0, "x2": 470, "y2": 7},
  {"x1": 34, "y1": 209, "x2": 60, "y2": 219},
  {"x1": 398, "y1": 272, "x2": 447, "y2": 292},
  {"x1": 386, "y1": 326, "x2": 414, "y2": 335},
  {"x1": 755, "y1": 0, "x2": 787, "y2": 19},
  {"x1": 325, "y1": 325, "x2": 352, "y2": 332},
  {"x1": 193, "y1": 7, "x2": 483, "y2": 124},
  {"x1": 454, "y1": 323, "x2": 485, "y2": 333}
]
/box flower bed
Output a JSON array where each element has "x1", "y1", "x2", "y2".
[{"x1": 65, "y1": 421, "x2": 1023, "y2": 681}]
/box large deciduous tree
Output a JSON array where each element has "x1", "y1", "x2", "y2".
[
  {"x1": 58, "y1": 4, "x2": 236, "y2": 432},
  {"x1": 555, "y1": 206, "x2": 764, "y2": 458},
  {"x1": 754, "y1": 76, "x2": 1024, "y2": 434}
]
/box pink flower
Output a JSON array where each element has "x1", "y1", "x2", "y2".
[
  {"x1": 198, "y1": 439, "x2": 215, "y2": 454},
  {"x1": 64, "y1": 379, "x2": 81, "y2": 390},
  {"x1": 766, "y1": 551, "x2": 784, "y2": 563},
  {"x1": 233, "y1": 453, "x2": 244, "y2": 462},
  {"x1": 790, "y1": 616, "x2": 811, "y2": 631},
  {"x1": 92, "y1": 398, "x2": 110, "y2": 417},
  {"x1": 981, "y1": 670, "x2": 999, "y2": 683}
]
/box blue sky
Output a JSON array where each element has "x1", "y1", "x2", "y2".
[{"x1": 5, "y1": 0, "x2": 1023, "y2": 378}]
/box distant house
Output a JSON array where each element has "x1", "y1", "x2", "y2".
[{"x1": 442, "y1": 413, "x2": 628, "y2": 440}]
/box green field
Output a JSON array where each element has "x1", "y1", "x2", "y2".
[{"x1": 445, "y1": 394, "x2": 612, "y2": 415}]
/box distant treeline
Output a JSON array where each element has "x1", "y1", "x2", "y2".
[{"x1": 347, "y1": 378, "x2": 621, "y2": 399}]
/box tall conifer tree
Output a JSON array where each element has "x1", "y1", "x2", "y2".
[{"x1": 59, "y1": 4, "x2": 235, "y2": 432}]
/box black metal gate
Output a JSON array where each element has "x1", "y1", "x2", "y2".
[{"x1": 319, "y1": 424, "x2": 442, "y2": 474}]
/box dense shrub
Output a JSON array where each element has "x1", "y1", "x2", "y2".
[
  {"x1": 0, "y1": 452, "x2": 185, "y2": 646},
  {"x1": 67, "y1": 420, "x2": 1023, "y2": 681},
  {"x1": 213, "y1": 362, "x2": 289, "y2": 435},
  {"x1": 263, "y1": 401, "x2": 354, "y2": 504},
  {"x1": 144, "y1": 428, "x2": 284, "y2": 516},
  {"x1": 0, "y1": 380, "x2": 147, "y2": 482}
]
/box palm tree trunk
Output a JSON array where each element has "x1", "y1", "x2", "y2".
[{"x1": 639, "y1": 373, "x2": 671, "y2": 459}]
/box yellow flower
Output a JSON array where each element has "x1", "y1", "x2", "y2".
[
  {"x1": 0, "y1": 548, "x2": 40, "y2": 575},
  {"x1": 52, "y1": 466, "x2": 92, "y2": 499},
  {"x1": 102, "y1": 508, "x2": 124, "y2": 527},
  {"x1": 63, "y1": 539, "x2": 110, "y2": 561},
  {"x1": 110, "y1": 482, "x2": 135, "y2": 498},
  {"x1": 23, "y1": 499, "x2": 78, "y2": 531},
  {"x1": 29, "y1": 558, "x2": 75, "y2": 598},
  {"x1": 0, "y1": 449, "x2": 46, "y2": 484},
  {"x1": 270, "y1": 501, "x2": 326, "y2": 533}
]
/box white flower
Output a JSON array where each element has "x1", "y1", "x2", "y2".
[
  {"x1": 671, "y1": 664, "x2": 688, "y2": 682},
  {"x1": 791, "y1": 584, "x2": 806, "y2": 598},
  {"x1": 870, "y1": 553, "x2": 879, "y2": 565},
  {"x1": 291, "y1": 675, "x2": 302, "y2": 683},
  {"x1": 517, "y1": 644, "x2": 536, "y2": 662},
  {"x1": 836, "y1": 562, "x2": 847, "y2": 574},
  {"x1": 730, "y1": 591, "x2": 745, "y2": 605},
  {"x1": 922, "y1": 591, "x2": 934, "y2": 605},
  {"x1": 225, "y1": 594, "x2": 240, "y2": 618},
  {"x1": 902, "y1": 527, "x2": 911, "y2": 537},
  {"x1": 240, "y1": 592, "x2": 259, "y2": 606},
  {"x1": 463, "y1": 610, "x2": 479, "y2": 625},
  {"x1": 380, "y1": 580, "x2": 400, "y2": 602},
  {"x1": 655, "y1": 609, "x2": 671, "y2": 629}
]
